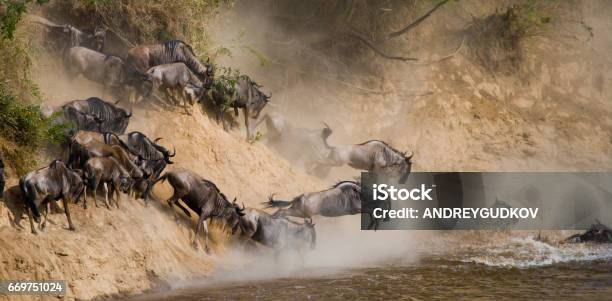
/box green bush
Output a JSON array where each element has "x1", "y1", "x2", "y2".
[{"x1": 0, "y1": 84, "x2": 68, "y2": 174}]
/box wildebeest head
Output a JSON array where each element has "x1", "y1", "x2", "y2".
[
  {"x1": 119, "y1": 175, "x2": 132, "y2": 193},
  {"x1": 224, "y1": 197, "x2": 246, "y2": 235},
  {"x1": 250, "y1": 85, "x2": 270, "y2": 119},
  {"x1": 93, "y1": 26, "x2": 106, "y2": 52},
  {"x1": 398, "y1": 150, "x2": 413, "y2": 184},
  {"x1": 203, "y1": 59, "x2": 215, "y2": 90},
  {"x1": 152, "y1": 138, "x2": 176, "y2": 164}
]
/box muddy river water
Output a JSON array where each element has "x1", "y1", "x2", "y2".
[
  {"x1": 128, "y1": 260, "x2": 612, "y2": 300},
  {"x1": 125, "y1": 230, "x2": 612, "y2": 301}
]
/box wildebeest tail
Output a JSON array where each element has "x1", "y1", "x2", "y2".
[
  {"x1": 19, "y1": 179, "x2": 40, "y2": 218},
  {"x1": 261, "y1": 194, "x2": 292, "y2": 209}
]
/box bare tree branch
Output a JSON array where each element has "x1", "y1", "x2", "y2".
[
  {"x1": 345, "y1": 28, "x2": 419, "y2": 61},
  {"x1": 344, "y1": 0, "x2": 451, "y2": 62},
  {"x1": 386, "y1": 0, "x2": 451, "y2": 40}
]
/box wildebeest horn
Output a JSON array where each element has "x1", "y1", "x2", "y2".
[
  {"x1": 114, "y1": 99, "x2": 121, "y2": 105},
  {"x1": 406, "y1": 150, "x2": 414, "y2": 160},
  {"x1": 154, "y1": 137, "x2": 163, "y2": 143},
  {"x1": 168, "y1": 145, "x2": 176, "y2": 157},
  {"x1": 241, "y1": 202, "x2": 245, "y2": 211},
  {"x1": 323, "y1": 122, "x2": 331, "y2": 130},
  {"x1": 126, "y1": 103, "x2": 133, "y2": 117}
]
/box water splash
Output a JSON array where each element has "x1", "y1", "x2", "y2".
[{"x1": 460, "y1": 235, "x2": 612, "y2": 268}]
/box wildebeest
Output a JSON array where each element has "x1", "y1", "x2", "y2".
[
  {"x1": 19, "y1": 160, "x2": 84, "y2": 233},
  {"x1": 62, "y1": 106, "x2": 105, "y2": 133},
  {"x1": 30, "y1": 16, "x2": 106, "y2": 52},
  {"x1": 263, "y1": 181, "x2": 380, "y2": 229},
  {"x1": 63, "y1": 97, "x2": 132, "y2": 134},
  {"x1": 152, "y1": 169, "x2": 245, "y2": 253},
  {"x1": 255, "y1": 112, "x2": 332, "y2": 177},
  {"x1": 241, "y1": 208, "x2": 316, "y2": 252},
  {"x1": 83, "y1": 157, "x2": 132, "y2": 209},
  {"x1": 320, "y1": 139, "x2": 413, "y2": 183},
  {"x1": 0, "y1": 155, "x2": 5, "y2": 198},
  {"x1": 211, "y1": 76, "x2": 270, "y2": 140},
  {"x1": 565, "y1": 221, "x2": 612, "y2": 243},
  {"x1": 144, "y1": 63, "x2": 206, "y2": 114},
  {"x1": 68, "y1": 137, "x2": 145, "y2": 184},
  {"x1": 125, "y1": 40, "x2": 214, "y2": 102},
  {"x1": 112, "y1": 131, "x2": 175, "y2": 202},
  {"x1": 64, "y1": 46, "x2": 124, "y2": 93}
]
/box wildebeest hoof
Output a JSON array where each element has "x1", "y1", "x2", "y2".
[
  {"x1": 204, "y1": 247, "x2": 211, "y2": 255},
  {"x1": 191, "y1": 242, "x2": 199, "y2": 250},
  {"x1": 68, "y1": 226, "x2": 76, "y2": 231}
]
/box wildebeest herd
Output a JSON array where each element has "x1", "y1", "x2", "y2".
[{"x1": 2, "y1": 18, "x2": 419, "y2": 256}]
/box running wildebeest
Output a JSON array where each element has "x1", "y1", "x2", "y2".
[
  {"x1": 241, "y1": 208, "x2": 316, "y2": 252},
  {"x1": 152, "y1": 169, "x2": 245, "y2": 253},
  {"x1": 124, "y1": 132, "x2": 175, "y2": 202},
  {"x1": 255, "y1": 112, "x2": 332, "y2": 177},
  {"x1": 144, "y1": 63, "x2": 207, "y2": 114},
  {"x1": 320, "y1": 139, "x2": 413, "y2": 183},
  {"x1": 63, "y1": 97, "x2": 132, "y2": 134},
  {"x1": 64, "y1": 46, "x2": 124, "y2": 94},
  {"x1": 30, "y1": 16, "x2": 106, "y2": 52},
  {"x1": 83, "y1": 157, "x2": 133, "y2": 210},
  {"x1": 263, "y1": 181, "x2": 380, "y2": 229},
  {"x1": 125, "y1": 40, "x2": 214, "y2": 103},
  {"x1": 68, "y1": 138, "x2": 144, "y2": 180},
  {"x1": 211, "y1": 76, "x2": 270, "y2": 140},
  {"x1": 565, "y1": 221, "x2": 612, "y2": 243},
  {"x1": 19, "y1": 160, "x2": 84, "y2": 233},
  {"x1": 66, "y1": 130, "x2": 170, "y2": 202}
]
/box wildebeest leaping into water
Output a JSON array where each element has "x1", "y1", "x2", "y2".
[
  {"x1": 263, "y1": 181, "x2": 381, "y2": 230},
  {"x1": 241, "y1": 208, "x2": 316, "y2": 253},
  {"x1": 317, "y1": 139, "x2": 413, "y2": 184},
  {"x1": 151, "y1": 169, "x2": 245, "y2": 253}
]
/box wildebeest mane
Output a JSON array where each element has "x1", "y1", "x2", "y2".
[
  {"x1": 126, "y1": 132, "x2": 165, "y2": 161},
  {"x1": 159, "y1": 40, "x2": 208, "y2": 77},
  {"x1": 358, "y1": 140, "x2": 404, "y2": 155},
  {"x1": 321, "y1": 181, "x2": 361, "y2": 208},
  {"x1": 360, "y1": 140, "x2": 412, "y2": 165},
  {"x1": 331, "y1": 180, "x2": 361, "y2": 190},
  {"x1": 83, "y1": 97, "x2": 130, "y2": 133}
]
